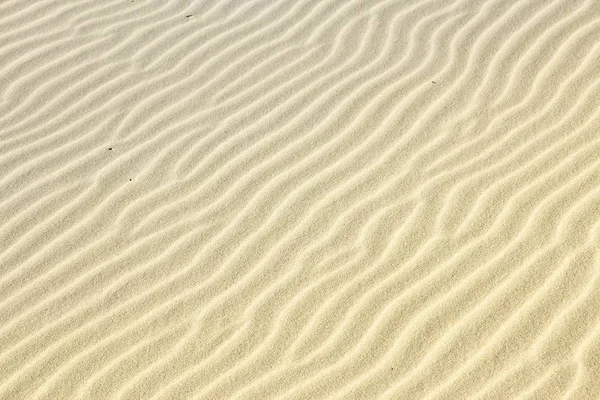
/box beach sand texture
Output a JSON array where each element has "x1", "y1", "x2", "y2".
[{"x1": 1, "y1": 0, "x2": 600, "y2": 398}]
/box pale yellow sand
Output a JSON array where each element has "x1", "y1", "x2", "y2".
[{"x1": 1, "y1": 0, "x2": 600, "y2": 398}]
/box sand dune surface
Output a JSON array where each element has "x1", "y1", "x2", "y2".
[{"x1": 1, "y1": 0, "x2": 600, "y2": 398}]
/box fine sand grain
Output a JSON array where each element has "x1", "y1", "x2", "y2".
[{"x1": 1, "y1": 0, "x2": 600, "y2": 399}]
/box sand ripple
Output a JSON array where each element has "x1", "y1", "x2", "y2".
[{"x1": 1, "y1": 0, "x2": 600, "y2": 398}]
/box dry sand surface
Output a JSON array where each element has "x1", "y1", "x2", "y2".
[{"x1": 2, "y1": 0, "x2": 600, "y2": 398}]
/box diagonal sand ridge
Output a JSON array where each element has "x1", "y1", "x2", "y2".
[{"x1": 1, "y1": 0, "x2": 600, "y2": 399}]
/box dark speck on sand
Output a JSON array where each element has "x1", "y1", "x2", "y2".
[{"x1": 186, "y1": 15, "x2": 193, "y2": 18}]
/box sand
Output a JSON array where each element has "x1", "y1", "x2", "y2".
[{"x1": 1, "y1": 0, "x2": 600, "y2": 398}]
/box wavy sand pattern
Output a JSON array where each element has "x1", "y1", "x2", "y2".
[{"x1": 1, "y1": 0, "x2": 600, "y2": 398}]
